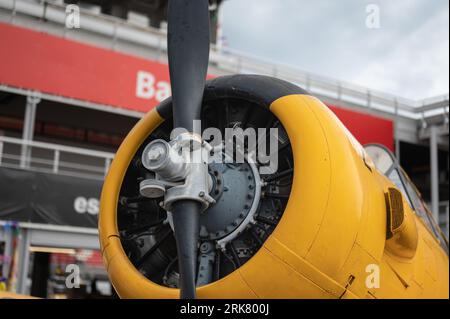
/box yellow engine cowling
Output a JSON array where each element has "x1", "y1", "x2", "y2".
[{"x1": 99, "y1": 75, "x2": 449, "y2": 299}]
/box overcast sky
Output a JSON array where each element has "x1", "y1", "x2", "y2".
[{"x1": 220, "y1": 0, "x2": 449, "y2": 100}]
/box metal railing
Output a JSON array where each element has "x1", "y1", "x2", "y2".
[
  {"x1": 0, "y1": 0, "x2": 448, "y2": 124},
  {"x1": 0, "y1": 136, "x2": 115, "y2": 180},
  {"x1": 440, "y1": 201, "x2": 450, "y2": 239}
]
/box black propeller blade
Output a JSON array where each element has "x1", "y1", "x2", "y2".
[
  {"x1": 167, "y1": 0, "x2": 211, "y2": 299},
  {"x1": 171, "y1": 201, "x2": 202, "y2": 299},
  {"x1": 168, "y1": 0, "x2": 210, "y2": 132}
]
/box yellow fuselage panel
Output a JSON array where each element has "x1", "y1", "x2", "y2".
[{"x1": 269, "y1": 94, "x2": 448, "y2": 299}]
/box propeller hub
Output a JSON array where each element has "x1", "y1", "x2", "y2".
[
  {"x1": 147, "y1": 146, "x2": 166, "y2": 161},
  {"x1": 140, "y1": 138, "x2": 215, "y2": 212}
]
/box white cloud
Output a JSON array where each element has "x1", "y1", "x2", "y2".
[
  {"x1": 353, "y1": 8, "x2": 449, "y2": 99},
  {"x1": 221, "y1": 0, "x2": 449, "y2": 100}
]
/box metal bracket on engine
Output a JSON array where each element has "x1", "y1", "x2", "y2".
[
  {"x1": 140, "y1": 135, "x2": 215, "y2": 212},
  {"x1": 196, "y1": 242, "x2": 215, "y2": 287}
]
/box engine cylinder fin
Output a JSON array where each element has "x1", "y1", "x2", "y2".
[
  {"x1": 264, "y1": 193, "x2": 290, "y2": 199},
  {"x1": 135, "y1": 230, "x2": 172, "y2": 268},
  {"x1": 228, "y1": 242, "x2": 242, "y2": 268},
  {"x1": 264, "y1": 168, "x2": 294, "y2": 183}
]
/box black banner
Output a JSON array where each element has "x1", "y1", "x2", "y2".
[
  {"x1": 1, "y1": 299, "x2": 448, "y2": 316},
  {"x1": 0, "y1": 167, "x2": 101, "y2": 228}
]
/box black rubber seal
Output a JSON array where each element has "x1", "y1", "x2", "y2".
[{"x1": 156, "y1": 74, "x2": 309, "y2": 119}]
